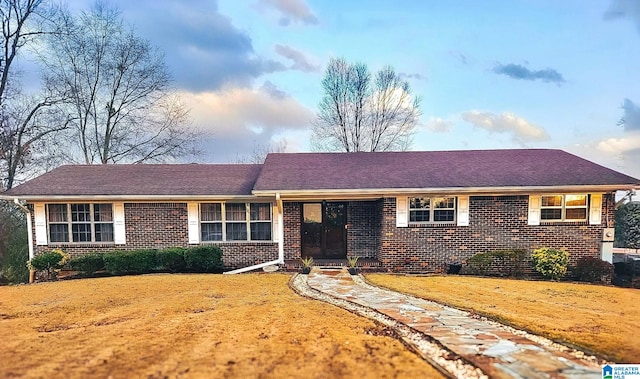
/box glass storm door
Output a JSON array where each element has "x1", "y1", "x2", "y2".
[{"x1": 301, "y1": 202, "x2": 346, "y2": 259}]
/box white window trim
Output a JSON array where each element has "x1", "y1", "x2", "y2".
[
  {"x1": 540, "y1": 194, "x2": 589, "y2": 223},
  {"x1": 45, "y1": 203, "x2": 116, "y2": 244},
  {"x1": 408, "y1": 196, "x2": 457, "y2": 225},
  {"x1": 198, "y1": 202, "x2": 273, "y2": 243}
]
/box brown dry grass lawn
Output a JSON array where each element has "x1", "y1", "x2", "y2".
[
  {"x1": 366, "y1": 274, "x2": 640, "y2": 363},
  {"x1": 0, "y1": 274, "x2": 443, "y2": 379}
]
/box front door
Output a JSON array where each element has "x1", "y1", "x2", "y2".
[{"x1": 301, "y1": 202, "x2": 347, "y2": 259}]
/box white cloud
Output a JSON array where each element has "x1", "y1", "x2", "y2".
[
  {"x1": 274, "y1": 44, "x2": 320, "y2": 72},
  {"x1": 461, "y1": 110, "x2": 550, "y2": 144},
  {"x1": 178, "y1": 85, "x2": 314, "y2": 161},
  {"x1": 424, "y1": 117, "x2": 453, "y2": 133},
  {"x1": 596, "y1": 130, "x2": 640, "y2": 155},
  {"x1": 568, "y1": 130, "x2": 640, "y2": 180},
  {"x1": 256, "y1": 0, "x2": 318, "y2": 26}
]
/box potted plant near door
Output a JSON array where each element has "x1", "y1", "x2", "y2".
[
  {"x1": 347, "y1": 256, "x2": 359, "y2": 275},
  {"x1": 300, "y1": 256, "x2": 314, "y2": 274}
]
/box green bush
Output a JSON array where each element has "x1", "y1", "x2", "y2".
[
  {"x1": 464, "y1": 249, "x2": 526, "y2": 277},
  {"x1": 156, "y1": 247, "x2": 187, "y2": 272},
  {"x1": 184, "y1": 246, "x2": 223, "y2": 273},
  {"x1": 28, "y1": 249, "x2": 70, "y2": 281},
  {"x1": 0, "y1": 204, "x2": 30, "y2": 284},
  {"x1": 531, "y1": 247, "x2": 569, "y2": 280},
  {"x1": 572, "y1": 257, "x2": 614, "y2": 283},
  {"x1": 103, "y1": 249, "x2": 157, "y2": 275},
  {"x1": 69, "y1": 254, "x2": 105, "y2": 276}
]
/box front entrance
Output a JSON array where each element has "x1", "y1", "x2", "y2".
[{"x1": 301, "y1": 202, "x2": 347, "y2": 259}]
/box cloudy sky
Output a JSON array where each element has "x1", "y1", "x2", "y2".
[{"x1": 57, "y1": 0, "x2": 640, "y2": 179}]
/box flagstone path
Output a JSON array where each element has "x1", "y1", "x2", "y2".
[{"x1": 290, "y1": 268, "x2": 604, "y2": 379}]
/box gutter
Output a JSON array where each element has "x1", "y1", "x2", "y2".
[
  {"x1": 252, "y1": 184, "x2": 639, "y2": 198},
  {"x1": 13, "y1": 199, "x2": 35, "y2": 283},
  {"x1": 0, "y1": 194, "x2": 268, "y2": 202},
  {"x1": 223, "y1": 192, "x2": 285, "y2": 274}
]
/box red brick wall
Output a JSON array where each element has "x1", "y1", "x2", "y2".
[
  {"x1": 283, "y1": 202, "x2": 301, "y2": 260},
  {"x1": 32, "y1": 202, "x2": 277, "y2": 269},
  {"x1": 346, "y1": 201, "x2": 381, "y2": 259},
  {"x1": 379, "y1": 195, "x2": 614, "y2": 273}
]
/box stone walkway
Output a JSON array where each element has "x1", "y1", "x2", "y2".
[{"x1": 291, "y1": 268, "x2": 603, "y2": 379}]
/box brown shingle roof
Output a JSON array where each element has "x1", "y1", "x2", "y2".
[
  {"x1": 4, "y1": 149, "x2": 638, "y2": 198},
  {"x1": 253, "y1": 149, "x2": 639, "y2": 191},
  {"x1": 4, "y1": 164, "x2": 262, "y2": 197}
]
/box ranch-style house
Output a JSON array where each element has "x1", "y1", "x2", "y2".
[{"x1": 2, "y1": 149, "x2": 638, "y2": 273}]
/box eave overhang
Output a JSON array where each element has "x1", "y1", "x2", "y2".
[
  {"x1": 2, "y1": 184, "x2": 637, "y2": 203},
  {"x1": 252, "y1": 184, "x2": 639, "y2": 200},
  {"x1": 0, "y1": 194, "x2": 274, "y2": 202}
]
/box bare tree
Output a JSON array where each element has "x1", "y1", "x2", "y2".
[
  {"x1": 1, "y1": 95, "x2": 70, "y2": 189},
  {"x1": 234, "y1": 139, "x2": 287, "y2": 164},
  {"x1": 40, "y1": 4, "x2": 200, "y2": 164},
  {"x1": 1, "y1": 0, "x2": 67, "y2": 190},
  {"x1": 312, "y1": 57, "x2": 421, "y2": 152}
]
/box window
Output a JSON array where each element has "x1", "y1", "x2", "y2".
[
  {"x1": 47, "y1": 204, "x2": 114, "y2": 243},
  {"x1": 250, "y1": 203, "x2": 272, "y2": 241},
  {"x1": 540, "y1": 194, "x2": 587, "y2": 221},
  {"x1": 409, "y1": 196, "x2": 456, "y2": 224},
  {"x1": 201, "y1": 203, "x2": 222, "y2": 241},
  {"x1": 226, "y1": 203, "x2": 247, "y2": 241},
  {"x1": 200, "y1": 203, "x2": 272, "y2": 242}
]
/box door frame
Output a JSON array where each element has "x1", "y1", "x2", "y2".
[{"x1": 300, "y1": 201, "x2": 347, "y2": 259}]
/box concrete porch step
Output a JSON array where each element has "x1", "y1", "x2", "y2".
[{"x1": 283, "y1": 258, "x2": 383, "y2": 272}]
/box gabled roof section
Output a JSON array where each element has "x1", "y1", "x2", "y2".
[
  {"x1": 4, "y1": 164, "x2": 262, "y2": 198},
  {"x1": 253, "y1": 149, "x2": 639, "y2": 192}
]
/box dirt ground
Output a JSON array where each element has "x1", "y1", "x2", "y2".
[
  {"x1": 366, "y1": 274, "x2": 640, "y2": 363},
  {"x1": 0, "y1": 274, "x2": 443, "y2": 378}
]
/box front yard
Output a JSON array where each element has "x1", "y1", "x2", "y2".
[
  {"x1": 0, "y1": 274, "x2": 442, "y2": 379},
  {"x1": 366, "y1": 274, "x2": 640, "y2": 362},
  {"x1": 3, "y1": 273, "x2": 638, "y2": 378}
]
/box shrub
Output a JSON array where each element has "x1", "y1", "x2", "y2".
[
  {"x1": 69, "y1": 254, "x2": 105, "y2": 277},
  {"x1": 28, "y1": 249, "x2": 70, "y2": 281},
  {"x1": 156, "y1": 247, "x2": 188, "y2": 272},
  {"x1": 184, "y1": 246, "x2": 223, "y2": 273},
  {"x1": 103, "y1": 249, "x2": 157, "y2": 275},
  {"x1": 531, "y1": 247, "x2": 569, "y2": 280},
  {"x1": 464, "y1": 249, "x2": 526, "y2": 277},
  {"x1": 572, "y1": 257, "x2": 614, "y2": 283}
]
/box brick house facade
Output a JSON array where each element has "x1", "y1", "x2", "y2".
[{"x1": 4, "y1": 149, "x2": 638, "y2": 273}]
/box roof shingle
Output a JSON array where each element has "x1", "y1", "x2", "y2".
[
  {"x1": 4, "y1": 164, "x2": 262, "y2": 197},
  {"x1": 253, "y1": 149, "x2": 639, "y2": 191},
  {"x1": 3, "y1": 149, "x2": 638, "y2": 198}
]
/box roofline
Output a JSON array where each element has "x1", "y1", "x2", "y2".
[
  {"x1": 2, "y1": 184, "x2": 637, "y2": 202},
  {"x1": 253, "y1": 184, "x2": 638, "y2": 197}
]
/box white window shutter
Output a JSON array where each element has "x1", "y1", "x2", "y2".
[
  {"x1": 272, "y1": 203, "x2": 280, "y2": 242},
  {"x1": 589, "y1": 194, "x2": 602, "y2": 225},
  {"x1": 187, "y1": 202, "x2": 200, "y2": 244},
  {"x1": 528, "y1": 195, "x2": 541, "y2": 226},
  {"x1": 34, "y1": 203, "x2": 48, "y2": 245},
  {"x1": 396, "y1": 197, "x2": 408, "y2": 227},
  {"x1": 113, "y1": 202, "x2": 126, "y2": 244},
  {"x1": 457, "y1": 196, "x2": 469, "y2": 226}
]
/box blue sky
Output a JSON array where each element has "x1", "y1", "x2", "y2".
[{"x1": 55, "y1": 0, "x2": 640, "y2": 179}]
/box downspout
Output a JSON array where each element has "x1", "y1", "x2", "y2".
[
  {"x1": 14, "y1": 198, "x2": 35, "y2": 283},
  {"x1": 224, "y1": 193, "x2": 285, "y2": 274}
]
